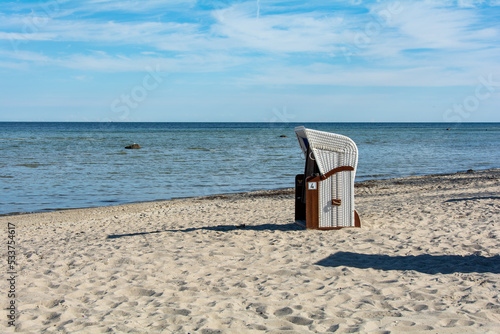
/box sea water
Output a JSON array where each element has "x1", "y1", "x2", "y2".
[{"x1": 1, "y1": 122, "x2": 499, "y2": 215}]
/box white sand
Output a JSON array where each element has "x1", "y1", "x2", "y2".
[{"x1": 1, "y1": 169, "x2": 499, "y2": 333}]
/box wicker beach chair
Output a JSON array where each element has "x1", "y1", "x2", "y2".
[{"x1": 295, "y1": 126, "x2": 360, "y2": 229}]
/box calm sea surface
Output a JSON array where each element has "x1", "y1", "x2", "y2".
[{"x1": 1, "y1": 122, "x2": 499, "y2": 215}]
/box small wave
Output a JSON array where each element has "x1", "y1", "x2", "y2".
[
  {"x1": 188, "y1": 147, "x2": 211, "y2": 151},
  {"x1": 16, "y1": 163, "x2": 44, "y2": 168},
  {"x1": 48, "y1": 136, "x2": 99, "y2": 141},
  {"x1": 0, "y1": 137, "x2": 31, "y2": 140}
]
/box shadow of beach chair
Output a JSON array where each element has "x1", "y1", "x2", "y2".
[{"x1": 294, "y1": 126, "x2": 360, "y2": 229}]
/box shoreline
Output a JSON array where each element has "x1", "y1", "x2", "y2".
[
  {"x1": 2, "y1": 168, "x2": 499, "y2": 333},
  {"x1": 2, "y1": 168, "x2": 496, "y2": 218}
]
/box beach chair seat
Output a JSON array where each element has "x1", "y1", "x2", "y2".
[{"x1": 294, "y1": 126, "x2": 360, "y2": 229}]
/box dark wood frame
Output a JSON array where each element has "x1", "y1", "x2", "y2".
[{"x1": 295, "y1": 166, "x2": 360, "y2": 230}]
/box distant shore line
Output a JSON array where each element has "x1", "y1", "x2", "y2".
[{"x1": 3, "y1": 168, "x2": 497, "y2": 217}]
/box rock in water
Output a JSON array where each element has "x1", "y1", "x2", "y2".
[{"x1": 125, "y1": 143, "x2": 141, "y2": 149}]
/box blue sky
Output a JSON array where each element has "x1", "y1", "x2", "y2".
[{"x1": 0, "y1": 0, "x2": 499, "y2": 122}]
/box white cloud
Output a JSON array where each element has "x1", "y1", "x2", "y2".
[
  {"x1": 0, "y1": 17, "x2": 199, "y2": 50},
  {"x1": 0, "y1": 0, "x2": 498, "y2": 89},
  {"x1": 0, "y1": 48, "x2": 248, "y2": 74},
  {"x1": 0, "y1": 31, "x2": 57, "y2": 41},
  {"x1": 0, "y1": 0, "x2": 196, "y2": 16},
  {"x1": 0, "y1": 49, "x2": 52, "y2": 63},
  {"x1": 210, "y1": 3, "x2": 349, "y2": 53},
  {"x1": 0, "y1": 60, "x2": 28, "y2": 70},
  {"x1": 242, "y1": 62, "x2": 485, "y2": 87},
  {"x1": 72, "y1": 74, "x2": 92, "y2": 81},
  {"x1": 378, "y1": 1, "x2": 499, "y2": 50},
  {"x1": 82, "y1": 0, "x2": 197, "y2": 13}
]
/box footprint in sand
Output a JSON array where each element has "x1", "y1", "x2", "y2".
[
  {"x1": 286, "y1": 315, "x2": 314, "y2": 326},
  {"x1": 273, "y1": 307, "x2": 293, "y2": 317}
]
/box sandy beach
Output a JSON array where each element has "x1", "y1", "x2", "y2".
[{"x1": 2, "y1": 169, "x2": 499, "y2": 333}]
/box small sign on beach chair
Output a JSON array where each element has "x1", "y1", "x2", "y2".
[{"x1": 294, "y1": 126, "x2": 360, "y2": 229}]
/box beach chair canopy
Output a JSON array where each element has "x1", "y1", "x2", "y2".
[{"x1": 295, "y1": 126, "x2": 358, "y2": 176}]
